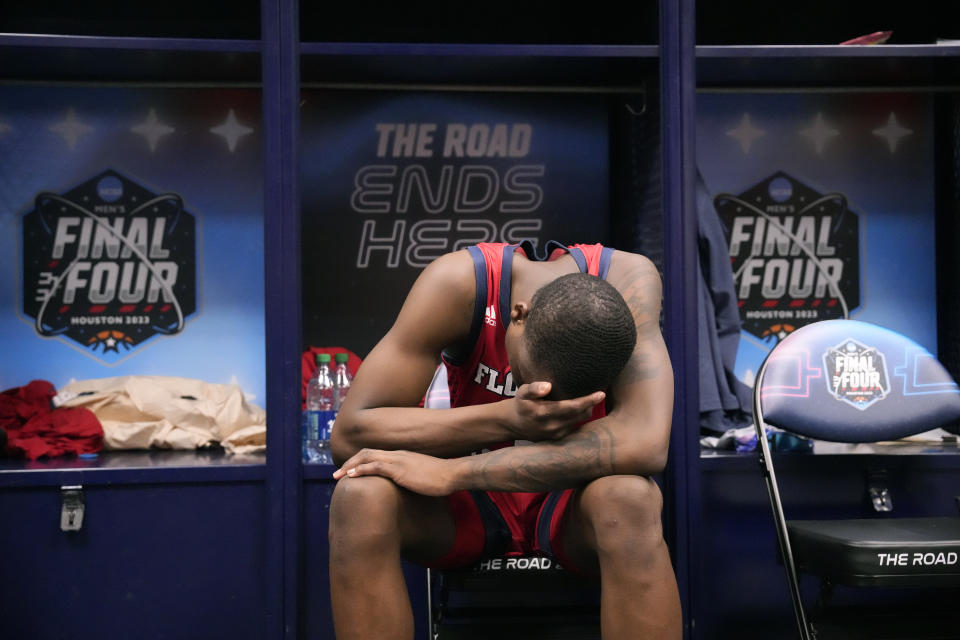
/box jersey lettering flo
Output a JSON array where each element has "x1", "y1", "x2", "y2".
[{"x1": 441, "y1": 241, "x2": 613, "y2": 444}]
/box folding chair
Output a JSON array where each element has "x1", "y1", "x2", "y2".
[
  {"x1": 429, "y1": 558, "x2": 601, "y2": 640},
  {"x1": 753, "y1": 319, "x2": 960, "y2": 640}
]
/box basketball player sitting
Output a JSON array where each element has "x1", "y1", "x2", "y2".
[{"x1": 329, "y1": 241, "x2": 681, "y2": 640}]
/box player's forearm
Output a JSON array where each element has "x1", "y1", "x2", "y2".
[
  {"x1": 446, "y1": 419, "x2": 668, "y2": 492},
  {"x1": 446, "y1": 424, "x2": 615, "y2": 492},
  {"x1": 331, "y1": 402, "x2": 512, "y2": 464}
]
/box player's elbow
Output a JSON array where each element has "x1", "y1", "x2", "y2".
[
  {"x1": 329, "y1": 438, "x2": 351, "y2": 467},
  {"x1": 641, "y1": 446, "x2": 669, "y2": 475},
  {"x1": 617, "y1": 431, "x2": 670, "y2": 476},
  {"x1": 329, "y1": 412, "x2": 363, "y2": 466},
  {"x1": 614, "y1": 451, "x2": 664, "y2": 477}
]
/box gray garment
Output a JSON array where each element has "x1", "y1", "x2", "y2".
[{"x1": 696, "y1": 171, "x2": 752, "y2": 432}]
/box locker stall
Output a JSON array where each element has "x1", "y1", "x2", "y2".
[{"x1": 1, "y1": 2, "x2": 959, "y2": 639}]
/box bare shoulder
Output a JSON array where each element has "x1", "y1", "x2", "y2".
[
  {"x1": 606, "y1": 250, "x2": 660, "y2": 285},
  {"x1": 417, "y1": 249, "x2": 476, "y2": 286},
  {"x1": 409, "y1": 249, "x2": 477, "y2": 309},
  {"x1": 390, "y1": 249, "x2": 478, "y2": 351},
  {"x1": 605, "y1": 251, "x2": 662, "y2": 330}
]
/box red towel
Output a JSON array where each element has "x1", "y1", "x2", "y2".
[
  {"x1": 0, "y1": 379, "x2": 55, "y2": 429},
  {"x1": 0, "y1": 380, "x2": 104, "y2": 459}
]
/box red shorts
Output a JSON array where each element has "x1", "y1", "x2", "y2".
[{"x1": 425, "y1": 488, "x2": 579, "y2": 572}]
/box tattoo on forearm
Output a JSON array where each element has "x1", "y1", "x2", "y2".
[{"x1": 474, "y1": 425, "x2": 618, "y2": 491}]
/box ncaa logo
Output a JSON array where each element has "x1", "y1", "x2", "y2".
[
  {"x1": 768, "y1": 176, "x2": 793, "y2": 202},
  {"x1": 96, "y1": 175, "x2": 124, "y2": 202}
]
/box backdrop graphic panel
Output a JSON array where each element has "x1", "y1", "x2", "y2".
[
  {"x1": 0, "y1": 85, "x2": 265, "y2": 404},
  {"x1": 300, "y1": 90, "x2": 611, "y2": 357},
  {"x1": 696, "y1": 92, "x2": 936, "y2": 386}
]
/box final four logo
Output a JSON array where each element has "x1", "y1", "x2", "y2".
[
  {"x1": 715, "y1": 172, "x2": 860, "y2": 343},
  {"x1": 21, "y1": 169, "x2": 197, "y2": 363},
  {"x1": 823, "y1": 339, "x2": 890, "y2": 410}
]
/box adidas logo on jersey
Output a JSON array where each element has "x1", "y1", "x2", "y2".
[{"x1": 484, "y1": 304, "x2": 497, "y2": 326}]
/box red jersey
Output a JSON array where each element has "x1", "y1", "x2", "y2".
[
  {"x1": 441, "y1": 240, "x2": 614, "y2": 440},
  {"x1": 428, "y1": 241, "x2": 616, "y2": 568}
]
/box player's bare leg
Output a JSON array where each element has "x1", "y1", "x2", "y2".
[
  {"x1": 328, "y1": 475, "x2": 456, "y2": 640},
  {"x1": 561, "y1": 475, "x2": 682, "y2": 640}
]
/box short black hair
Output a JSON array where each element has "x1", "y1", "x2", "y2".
[{"x1": 525, "y1": 272, "x2": 637, "y2": 400}]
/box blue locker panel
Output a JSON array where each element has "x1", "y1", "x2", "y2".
[{"x1": 0, "y1": 481, "x2": 267, "y2": 640}]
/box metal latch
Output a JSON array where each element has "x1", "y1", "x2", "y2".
[
  {"x1": 869, "y1": 486, "x2": 893, "y2": 512},
  {"x1": 867, "y1": 470, "x2": 893, "y2": 513},
  {"x1": 60, "y1": 485, "x2": 85, "y2": 532}
]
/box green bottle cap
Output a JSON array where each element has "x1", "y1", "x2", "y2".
[
  {"x1": 316, "y1": 353, "x2": 331, "y2": 364},
  {"x1": 335, "y1": 353, "x2": 349, "y2": 363}
]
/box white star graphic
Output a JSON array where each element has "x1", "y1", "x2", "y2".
[
  {"x1": 726, "y1": 113, "x2": 766, "y2": 154},
  {"x1": 210, "y1": 109, "x2": 253, "y2": 152},
  {"x1": 131, "y1": 108, "x2": 175, "y2": 152},
  {"x1": 799, "y1": 112, "x2": 839, "y2": 155},
  {"x1": 50, "y1": 108, "x2": 94, "y2": 150},
  {"x1": 872, "y1": 112, "x2": 912, "y2": 153}
]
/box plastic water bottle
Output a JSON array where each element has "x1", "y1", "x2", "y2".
[
  {"x1": 304, "y1": 353, "x2": 335, "y2": 464},
  {"x1": 333, "y1": 352, "x2": 352, "y2": 411}
]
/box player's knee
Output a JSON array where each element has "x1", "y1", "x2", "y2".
[
  {"x1": 581, "y1": 475, "x2": 664, "y2": 554},
  {"x1": 329, "y1": 475, "x2": 402, "y2": 543}
]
